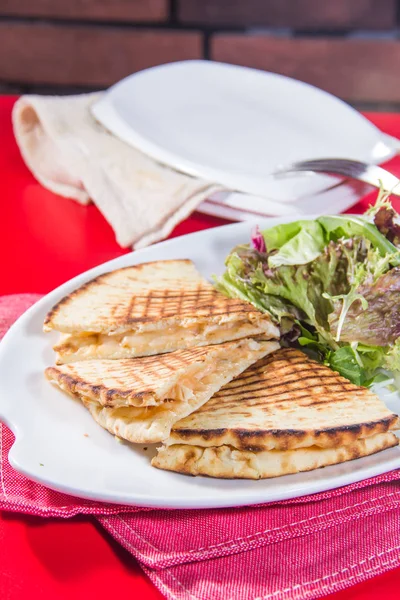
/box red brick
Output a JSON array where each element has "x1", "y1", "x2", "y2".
[
  {"x1": 0, "y1": 23, "x2": 202, "y2": 87},
  {"x1": 179, "y1": 0, "x2": 396, "y2": 30},
  {"x1": 212, "y1": 35, "x2": 400, "y2": 104},
  {"x1": 0, "y1": 0, "x2": 168, "y2": 22}
]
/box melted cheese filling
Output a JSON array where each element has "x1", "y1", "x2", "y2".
[
  {"x1": 76, "y1": 349, "x2": 244, "y2": 419},
  {"x1": 55, "y1": 319, "x2": 273, "y2": 360}
]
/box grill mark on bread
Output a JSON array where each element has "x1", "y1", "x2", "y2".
[
  {"x1": 44, "y1": 262, "x2": 188, "y2": 326},
  {"x1": 120, "y1": 291, "x2": 223, "y2": 299},
  {"x1": 46, "y1": 338, "x2": 263, "y2": 405},
  {"x1": 114, "y1": 286, "x2": 260, "y2": 324},
  {"x1": 169, "y1": 348, "x2": 399, "y2": 451},
  {"x1": 43, "y1": 273, "x2": 104, "y2": 329},
  {"x1": 210, "y1": 385, "x2": 358, "y2": 404},
  {"x1": 173, "y1": 415, "x2": 398, "y2": 450},
  {"x1": 44, "y1": 259, "x2": 277, "y2": 335},
  {"x1": 216, "y1": 372, "x2": 353, "y2": 398},
  {"x1": 214, "y1": 380, "x2": 355, "y2": 402},
  {"x1": 46, "y1": 345, "x2": 213, "y2": 398},
  {"x1": 177, "y1": 285, "x2": 185, "y2": 317},
  {"x1": 210, "y1": 390, "x2": 363, "y2": 412},
  {"x1": 224, "y1": 361, "x2": 330, "y2": 384},
  {"x1": 262, "y1": 350, "x2": 307, "y2": 363},
  {"x1": 212, "y1": 353, "x2": 358, "y2": 401}
]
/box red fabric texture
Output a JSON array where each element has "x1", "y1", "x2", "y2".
[{"x1": 1, "y1": 294, "x2": 400, "y2": 600}]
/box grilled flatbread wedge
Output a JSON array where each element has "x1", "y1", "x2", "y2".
[
  {"x1": 45, "y1": 338, "x2": 278, "y2": 444},
  {"x1": 43, "y1": 260, "x2": 279, "y2": 364},
  {"x1": 152, "y1": 348, "x2": 399, "y2": 478}
]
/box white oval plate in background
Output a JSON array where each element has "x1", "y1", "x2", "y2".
[
  {"x1": 92, "y1": 61, "x2": 400, "y2": 204},
  {"x1": 0, "y1": 217, "x2": 400, "y2": 509}
]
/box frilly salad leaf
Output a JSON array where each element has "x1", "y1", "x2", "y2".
[
  {"x1": 215, "y1": 249, "x2": 305, "y2": 323},
  {"x1": 383, "y1": 338, "x2": 400, "y2": 372},
  {"x1": 216, "y1": 191, "x2": 400, "y2": 387},
  {"x1": 297, "y1": 325, "x2": 389, "y2": 386},
  {"x1": 323, "y1": 260, "x2": 368, "y2": 343},
  {"x1": 317, "y1": 215, "x2": 400, "y2": 266}
]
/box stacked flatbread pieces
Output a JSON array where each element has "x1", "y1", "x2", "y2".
[
  {"x1": 153, "y1": 349, "x2": 399, "y2": 478},
  {"x1": 45, "y1": 260, "x2": 279, "y2": 444},
  {"x1": 44, "y1": 259, "x2": 399, "y2": 479},
  {"x1": 46, "y1": 338, "x2": 275, "y2": 443}
]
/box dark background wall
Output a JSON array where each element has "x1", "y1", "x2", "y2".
[{"x1": 0, "y1": 0, "x2": 399, "y2": 109}]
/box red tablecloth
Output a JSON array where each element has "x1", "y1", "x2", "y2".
[{"x1": 1, "y1": 95, "x2": 400, "y2": 599}]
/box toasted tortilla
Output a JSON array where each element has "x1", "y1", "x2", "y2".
[
  {"x1": 46, "y1": 338, "x2": 278, "y2": 444},
  {"x1": 152, "y1": 433, "x2": 398, "y2": 479},
  {"x1": 43, "y1": 260, "x2": 279, "y2": 363},
  {"x1": 152, "y1": 348, "x2": 399, "y2": 478}
]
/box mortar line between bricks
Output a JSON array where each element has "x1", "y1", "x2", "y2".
[{"x1": 0, "y1": 14, "x2": 248, "y2": 33}]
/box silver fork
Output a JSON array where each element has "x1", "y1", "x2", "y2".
[{"x1": 273, "y1": 158, "x2": 400, "y2": 197}]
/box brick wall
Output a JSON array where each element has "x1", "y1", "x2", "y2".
[{"x1": 0, "y1": 0, "x2": 399, "y2": 109}]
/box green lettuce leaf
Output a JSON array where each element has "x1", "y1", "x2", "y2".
[
  {"x1": 355, "y1": 343, "x2": 387, "y2": 372},
  {"x1": 262, "y1": 220, "x2": 326, "y2": 268},
  {"x1": 328, "y1": 346, "x2": 365, "y2": 386},
  {"x1": 297, "y1": 324, "x2": 330, "y2": 362},
  {"x1": 261, "y1": 221, "x2": 303, "y2": 250}
]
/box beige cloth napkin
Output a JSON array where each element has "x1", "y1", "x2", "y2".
[{"x1": 12, "y1": 93, "x2": 222, "y2": 248}]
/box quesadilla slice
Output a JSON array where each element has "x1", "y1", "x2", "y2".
[
  {"x1": 45, "y1": 338, "x2": 278, "y2": 444},
  {"x1": 152, "y1": 348, "x2": 399, "y2": 478},
  {"x1": 43, "y1": 260, "x2": 279, "y2": 364}
]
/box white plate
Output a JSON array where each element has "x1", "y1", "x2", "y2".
[
  {"x1": 199, "y1": 180, "x2": 373, "y2": 221},
  {"x1": 1, "y1": 218, "x2": 400, "y2": 509},
  {"x1": 92, "y1": 60, "x2": 400, "y2": 204}
]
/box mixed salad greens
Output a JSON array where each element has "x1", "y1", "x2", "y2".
[{"x1": 216, "y1": 191, "x2": 400, "y2": 387}]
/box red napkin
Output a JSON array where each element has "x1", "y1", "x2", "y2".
[{"x1": 2, "y1": 294, "x2": 400, "y2": 600}]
